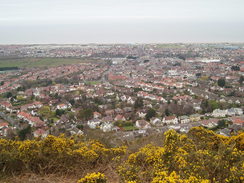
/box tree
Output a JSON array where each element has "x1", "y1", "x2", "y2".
[
  {"x1": 146, "y1": 108, "x2": 156, "y2": 121},
  {"x1": 18, "y1": 125, "x2": 32, "y2": 140},
  {"x1": 217, "y1": 78, "x2": 225, "y2": 87},
  {"x1": 217, "y1": 120, "x2": 228, "y2": 129},
  {"x1": 201, "y1": 100, "x2": 220, "y2": 113},
  {"x1": 165, "y1": 108, "x2": 170, "y2": 116},
  {"x1": 5, "y1": 92, "x2": 12, "y2": 98},
  {"x1": 39, "y1": 106, "x2": 53, "y2": 118},
  {"x1": 239, "y1": 76, "x2": 244, "y2": 85},
  {"x1": 55, "y1": 109, "x2": 65, "y2": 116},
  {"x1": 69, "y1": 99, "x2": 75, "y2": 106},
  {"x1": 200, "y1": 99, "x2": 210, "y2": 113},
  {"x1": 231, "y1": 65, "x2": 240, "y2": 71},
  {"x1": 134, "y1": 98, "x2": 143, "y2": 109},
  {"x1": 76, "y1": 124, "x2": 84, "y2": 130},
  {"x1": 134, "y1": 88, "x2": 142, "y2": 92},
  {"x1": 78, "y1": 108, "x2": 93, "y2": 121},
  {"x1": 195, "y1": 73, "x2": 201, "y2": 78}
]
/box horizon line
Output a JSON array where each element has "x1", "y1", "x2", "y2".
[{"x1": 1, "y1": 42, "x2": 244, "y2": 46}]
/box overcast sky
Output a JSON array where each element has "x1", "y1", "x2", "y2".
[{"x1": 0, "y1": 0, "x2": 244, "y2": 44}]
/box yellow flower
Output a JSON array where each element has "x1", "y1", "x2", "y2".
[{"x1": 77, "y1": 172, "x2": 107, "y2": 183}]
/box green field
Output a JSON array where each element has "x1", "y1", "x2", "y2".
[
  {"x1": 122, "y1": 126, "x2": 138, "y2": 131},
  {"x1": 0, "y1": 57, "x2": 101, "y2": 68},
  {"x1": 85, "y1": 81, "x2": 101, "y2": 85}
]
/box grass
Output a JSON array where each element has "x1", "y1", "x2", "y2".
[
  {"x1": 50, "y1": 117, "x2": 60, "y2": 122},
  {"x1": 85, "y1": 81, "x2": 101, "y2": 85},
  {"x1": 0, "y1": 57, "x2": 102, "y2": 68},
  {"x1": 122, "y1": 126, "x2": 138, "y2": 131}
]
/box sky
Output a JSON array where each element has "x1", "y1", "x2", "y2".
[{"x1": 0, "y1": 0, "x2": 244, "y2": 44}]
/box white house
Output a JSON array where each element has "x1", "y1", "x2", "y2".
[
  {"x1": 135, "y1": 120, "x2": 151, "y2": 129},
  {"x1": 100, "y1": 122, "x2": 113, "y2": 132},
  {"x1": 127, "y1": 97, "x2": 135, "y2": 105},
  {"x1": 163, "y1": 116, "x2": 178, "y2": 125},
  {"x1": 189, "y1": 114, "x2": 201, "y2": 122},
  {"x1": 114, "y1": 114, "x2": 126, "y2": 121},
  {"x1": 150, "y1": 117, "x2": 162, "y2": 125},
  {"x1": 137, "y1": 111, "x2": 147, "y2": 118},
  {"x1": 87, "y1": 119, "x2": 101, "y2": 129},
  {"x1": 56, "y1": 104, "x2": 68, "y2": 110},
  {"x1": 227, "y1": 108, "x2": 243, "y2": 116},
  {"x1": 179, "y1": 116, "x2": 190, "y2": 124},
  {"x1": 33, "y1": 129, "x2": 48, "y2": 138},
  {"x1": 93, "y1": 112, "x2": 102, "y2": 119},
  {"x1": 212, "y1": 109, "x2": 228, "y2": 117}
]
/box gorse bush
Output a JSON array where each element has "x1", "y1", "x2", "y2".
[
  {"x1": 0, "y1": 127, "x2": 243, "y2": 183},
  {"x1": 77, "y1": 172, "x2": 107, "y2": 183},
  {"x1": 0, "y1": 134, "x2": 126, "y2": 175},
  {"x1": 118, "y1": 127, "x2": 244, "y2": 183}
]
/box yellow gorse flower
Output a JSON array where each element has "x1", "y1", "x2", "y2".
[{"x1": 77, "y1": 172, "x2": 107, "y2": 183}]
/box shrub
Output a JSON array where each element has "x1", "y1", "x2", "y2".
[
  {"x1": 77, "y1": 172, "x2": 107, "y2": 183},
  {"x1": 0, "y1": 128, "x2": 243, "y2": 183}
]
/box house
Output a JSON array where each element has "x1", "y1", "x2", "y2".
[
  {"x1": 17, "y1": 111, "x2": 45, "y2": 127},
  {"x1": 114, "y1": 114, "x2": 126, "y2": 121},
  {"x1": 189, "y1": 114, "x2": 201, "y2": 122},
  {"x1": 201, "y1": 118, "x2": 219, "y2": 128},
  {"x1": 212, "y1": 109, "x2": 227, "y2": 117},
  {"x1": 87, "y1": 119, "x2": 101, "y2": 129},
  {"x1": 112, "y1": 126, "x2": 121, "y2": 132},
  {"x1": 0, "y1": 101, "x2": 13, "y2": 112},
  {"x1": 33, "y1": 128, "x2": 49, "y2": 138},
  {"x1": 226, "y1": 108, "x2": 236, "y2": 116},
  {"x1": 102, "y1": 116, "x2": 113, "y2": 123},
  {"x1": 120, "y1": 95, "x2": 127, "y2": 102},
  {"x1": 127, "y1": 97, "x2": 135, "y2": 105},
  {"x1": 21, "y1": 101, "x2": 43, "y2": 111},
  {"x1": 105, "y1": 109, "x2": 115, "y2": 116},
  {"x1": 123, "y1": 107, "x2": 133, "y2": 113},
  {"x1": 33, "y1": 88, "x2": 40, "y2": 97},
  {"x1": 115, "y1": 108, "x2": 124, "y2": 114},
  {"x1": 0, "y1": 122, "x2": 9, "y2": 130},
  {"x1": 163, "y1": 116, "x2": 178, "y2": 125},
  {"x1": 227, "y1": 108, "x2": 243, "y2": 116},
  {"x1": 93, "y1": 112, "x2": 102, "y2": 119},
  {"x1": 150, "y1": 117, "x2": 162, "y2": 125},
  {"x1": 134, "y1": 129, "x2": 147, "y2": 136},
  {"x1": 56, "y1": 104, "x2": 68, "y2": 110},
  {"x1": 173, "y1": 95, "x2": 192, "y2": 101},
  {"x1": 192, "y1": 102, "x2": 201, "y2": 111},
  {"x1": 217, "y1": 129, "x2": 231, "y2": 137},
  {"x1": 168, "y1": 125, "x2": 181, "y2": 130},
  {"x1": 135, "y1": 120, "x2": 151, "y2": 129},
  {"x1": 136, "y1": 110, "x2": 147, "y2": 118},
  {"x1": 100, "y1": 122, "x2": 113, "y2": 132},
  {"x1": 58, "y1": 115, "x2": 70, "y2": 124},
  {"x1": 179, "y1": 116, "x2": 190, "y2": 124},
  {"x1": 0, "y1": 122, "x2": 10, "y2": 137},
  {"x1": 69, "y1": 127, "x2": 84, "y2": 135},
  {"x1": 179, "y1": 126, "x2": 190, "y2": 133},
  {"x1": 230, "y1": 117, "x2": 244, "y2": 127}
]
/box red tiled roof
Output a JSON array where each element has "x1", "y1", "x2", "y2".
[{"x1": 0, "y1": 122, "x2": 9, "y2": 127}]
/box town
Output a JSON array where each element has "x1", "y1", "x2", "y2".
[{"x1": 0, "y1": 43, "x2": 243, "y2": 141}]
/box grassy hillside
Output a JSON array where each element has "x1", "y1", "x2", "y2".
[{"x1": 0, "y1": 127, "x2": 243, "y2": 183}]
